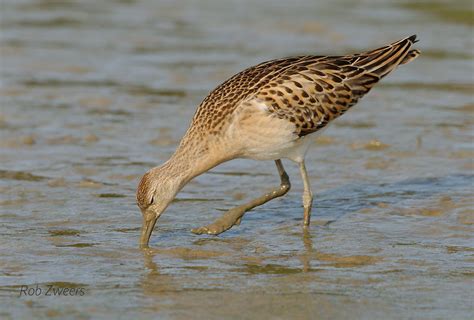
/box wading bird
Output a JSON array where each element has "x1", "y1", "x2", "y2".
[{"x1": 137, "y1": 35, "x2": 420, "y2": 247}]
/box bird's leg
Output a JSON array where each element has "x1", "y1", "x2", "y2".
[
  {"x1": 191, "y1": 159, "x2": 291, "y2": 235},
  {"x1": 299, "y1": 160, "x2": 313, "y2": 226}
]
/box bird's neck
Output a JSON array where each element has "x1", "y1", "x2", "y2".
[{"x1": 161, "y1": 135, "x2": 232, "y2": 189}]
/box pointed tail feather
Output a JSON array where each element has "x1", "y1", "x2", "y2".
[
  {"x1": 400, "y1": 49, "x2": 421, "y2": 65},
  {"x1": 343, "y1": 35, "x2": 420, "y2": 105},
  {"x1": 354, "y1": 35, "x2": 420, "y2": 78}
]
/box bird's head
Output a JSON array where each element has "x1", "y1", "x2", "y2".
[{"x1": 136, "y1": 166, "x2": 181, "y2": 248}]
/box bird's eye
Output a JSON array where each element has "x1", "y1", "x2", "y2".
[{"x1": 149, "y1": 196, "x2": 155, "y2": 206}]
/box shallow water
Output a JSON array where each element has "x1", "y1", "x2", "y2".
[{"x1": 1, "y1": 0, "x2": 473, "y2": 319}]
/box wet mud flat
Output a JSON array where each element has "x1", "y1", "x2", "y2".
[{"x1": 1, "y1": 0, "x2": 473, "y2": 319}]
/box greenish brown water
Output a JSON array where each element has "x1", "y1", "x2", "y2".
[{"x1": 1, "y1": 0, "x2": 473, "y2": 319}]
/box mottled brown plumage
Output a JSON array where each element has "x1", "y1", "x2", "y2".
[
  {"x1": 137, "y1": 35, "x2": 420, "y2": 247},
  {"x1": 188, "y1": 35, "x2": 419, "y2": 138}
]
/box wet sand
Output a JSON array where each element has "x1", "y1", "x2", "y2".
[{"x1": 1, "y1": 0, "x2": 473, "y2": 319}]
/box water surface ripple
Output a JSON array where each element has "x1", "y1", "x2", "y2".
[{"x1": 1, "y1": 0, "x2": 473, "y2": 319}]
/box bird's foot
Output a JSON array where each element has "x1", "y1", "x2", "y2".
[
  {"x1": 191, "y1": 208, "x2": 244, "y2": 235},
  {"x1": 190, "y1": 219, "x2": 234, "y2": 235},
  {"x1": 191, "y1": 224, "x2": 227, "y2": 236}
]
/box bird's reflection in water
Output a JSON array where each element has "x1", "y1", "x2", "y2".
[
  {"x1": 142, "y1": 249, "x2": 157, "y2": 272},
  {"x1": 299, "y1": 228, "x2": 315, "y2": 272},
  {"x1": 139, "y1": 228, "x2": 317, "y2": 292},
  {"x1": 140, "y1": 249, "x2": 178, "y2": 297}
]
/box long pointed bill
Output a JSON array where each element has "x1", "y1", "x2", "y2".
[{"x1": 140, "y1": 216, "x2": 158, "y2": 248}]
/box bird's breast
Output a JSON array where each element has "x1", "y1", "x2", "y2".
[{"x1": 227, "y1": 100, "x2": 318, "y2": 162}]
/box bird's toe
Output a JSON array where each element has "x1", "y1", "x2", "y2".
[
  {"x1": 191, "y1": 227, "x2": 207, "y2": 235},
  {"x1": 191, "y1": 223, "x2": 225, "y2": 236}
]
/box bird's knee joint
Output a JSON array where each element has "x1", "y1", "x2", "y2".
[{"x1": 280, "y1": 182, "x2": 291, "y2": 193}]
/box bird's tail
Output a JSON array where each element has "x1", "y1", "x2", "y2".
[
  {"x1": 400, "y1": 49, "x2": 421, "y2": 65},
  {"x1": 353, "y1": 34, "x2": 420, "y2": 79}
]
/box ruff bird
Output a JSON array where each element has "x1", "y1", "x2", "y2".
[{"x1": 137, "y1": 35, "x2": 420, "y2": 247}]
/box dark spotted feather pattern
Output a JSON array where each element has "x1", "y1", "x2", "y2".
[{"x1": 190, "y1": 35, "x2": 420, "y2": 137}]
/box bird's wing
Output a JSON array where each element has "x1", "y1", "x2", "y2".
[
  {"x1": 189, "y1": 35, "x2": 419, "y2": 137},
  {"x1": 245, "y1": 35, "x2": 420, "y2": 136}
]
